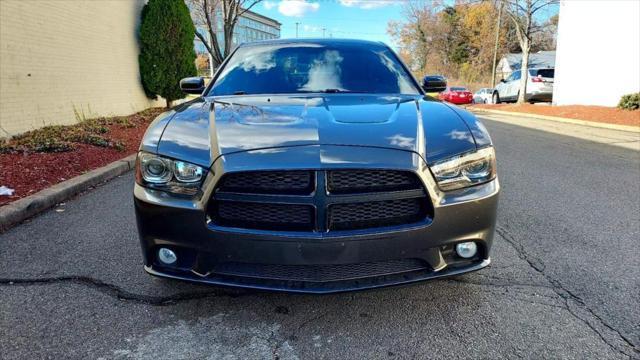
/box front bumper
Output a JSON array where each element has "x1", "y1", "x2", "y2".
[{"x1": 134, "y1": 146, "x2": 499, "y2": 293}]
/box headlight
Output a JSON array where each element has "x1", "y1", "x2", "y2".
[
  {"x1": 430, "y1": 147, "x2": 496, "y2": 191},
  {"x1": 136, "y1": 152, "x2": 206, "y2": 196}
]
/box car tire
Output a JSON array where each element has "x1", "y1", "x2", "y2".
[
  {"x1": 483, "y1": 99, "x2": 487, "y2": 104},
  {"x1": 492, "y1": 92, "x2": 500, "y2": 104}
]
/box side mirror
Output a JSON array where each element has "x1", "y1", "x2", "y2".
[
  {"x1": 180, "y1": 77, "x2": 205, "y2": 95},
  {"x1": 422, "y1": 78, "x2": 447, "y2": 93},
  {"x1": 500, "y1": 79, "x2": 506, "y2": 83}
]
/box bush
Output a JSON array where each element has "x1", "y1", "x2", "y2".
[
  {"x1": 138, "y1": 0, "x2": 197, "y2": 108},
  {"x1": 0, "y1": 125, "x2": 119, "y2": 154},
  {"x1": 618, "y1": 93, "x2": 640, "y2": 110}
]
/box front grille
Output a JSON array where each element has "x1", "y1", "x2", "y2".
[
  {"x1": 212, "y1": 258, "x2": 429, "y2": 282},
  {"x1": 210, "y1": 170, "x2": 432, "y2": 232},
  {"x1": 327, "y1": 170, "x2": 421, "y2": 194},
  {"x1": 213, "y1": 201, "x2": 314, "y2": 231},
  {"x1": 328, "y1": 198, "x2": 426, "y2": 231},
  {"x1": 218, "y1": 171, "x2": 313, "y2": 194}
]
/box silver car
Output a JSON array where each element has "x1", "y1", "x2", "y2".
[
  {"x1": 473, "y1": 88, "x2": 494, "y2": 104},
  {"x1": 493, "y1": 68, "x2": 554, "y2": 103}
]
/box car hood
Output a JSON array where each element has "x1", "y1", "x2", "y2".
[{"x1": 154, "y1": 94, "x2": 479, "y2": 168}]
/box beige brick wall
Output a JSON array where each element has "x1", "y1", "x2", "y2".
[{"x1": 0, "y1": 0, "x2": 165, "y2": 137}]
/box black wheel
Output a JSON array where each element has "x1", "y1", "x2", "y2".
[
  {"x1": 492, "y1": 92, "x2": 500, "y2": 104},
  {"x1": 483, "y1": 99, "x2": 488, "y2": 104}
]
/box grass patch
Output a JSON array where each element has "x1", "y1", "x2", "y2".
[{"x1": 0, "y1": 108, "x2": 162, "y2": 154}]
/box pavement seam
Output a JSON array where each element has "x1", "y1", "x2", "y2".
[
  {"x1": 496, "y1": 225, "x2": 638, "y2": 358},
  {"x1": 0, "y1": 276, "x2": 248, "y2": 305}
]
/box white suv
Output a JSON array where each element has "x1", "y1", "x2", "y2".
[{"x1": 493, "y1": 68, "x2": 554, "y2": 103}]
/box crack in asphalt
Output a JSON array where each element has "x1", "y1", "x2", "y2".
[
  {"x1": 2, "y1": 232, "x2": 638, "y2": 359},
  {"x1": 272, "y1": 295, "x2": 356, "y2": 358},
  {"x1": 0, "y1": 276, "x2": 248, "y2": 305},
  {"x1": 496, "y1": 226, "x2": 639, "y2": 358}
]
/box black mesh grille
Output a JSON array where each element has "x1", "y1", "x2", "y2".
[
  {"x1": 210, "y1": 169, "x2": 431, "y2": 232},
  {"x1": 329, "y1": 198, "x2": 426, "y2": 231},
  {"x1": 327, "y1": 170, "x2": 421, "y2": 194},
  {"x1": 212, "y1": 258, "x2": 429, "y2": 282},
  {"x1": 218, "y1": 171, "x2": 313, "y2": 194},
  {"x1": 214, "y1": 201, "x2": 314, "y2": 231}
]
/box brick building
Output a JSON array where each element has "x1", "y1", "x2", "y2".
[{"x1": 0, "y1": 0, "x2": 166, "y2": 137}]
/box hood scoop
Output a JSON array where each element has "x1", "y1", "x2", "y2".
[{"x1": 325, "y1": 96, "x2": 402, "y2": 124}]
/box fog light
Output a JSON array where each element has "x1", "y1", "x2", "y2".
[
  {"x1": 158, "y1": 248, "x2": 177, "y2": 265},
  {"x1": 455, "y1": 242, "x2": 478, "y2": 259}
]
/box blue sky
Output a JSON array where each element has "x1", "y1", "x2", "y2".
[
  {"x1": 256, "y1": 0, "x2": 559, "y2": 49},
  {"x1": 258, "y1": 0, "x2": 405, "y2": 47}
]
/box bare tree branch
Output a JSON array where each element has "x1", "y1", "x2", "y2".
[{"x1": 187, "y1": 0, "x2": 263, "y2": 69}]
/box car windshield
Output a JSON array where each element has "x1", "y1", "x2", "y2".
[
  {"x1": 209, "y1": 42, "x2": 420, "y2": 96},
  {"x1": 451, "y1": 87, "x2": 467, "y2": 91}
]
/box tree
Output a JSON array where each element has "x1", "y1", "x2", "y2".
[
  {"x1": 502, "y1": 0, "x2": 557, "y2": 103},
  {"x1": 186, "y1": 0, "x2": 263, "y2": 69},
  {"x1": 390, "y1": 1, "x2": 510, "y2": 85},
  {"x1": 139, "y1": 0, "x2": 197, "y2": 108}
]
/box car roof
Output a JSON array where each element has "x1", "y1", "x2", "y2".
[{"x1": 240, "y1": 38, "x2": 387, "y2": 48}]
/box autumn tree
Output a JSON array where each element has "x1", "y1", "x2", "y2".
[
  {"x1": 502, "y1": 0, "x2": 558, "y2": 103},
  {"x1": 389, "y1": 1, "x2": 512, "y2": 86},
  {"x1": 186, "y1": 0, "x2": 263, "y2": 69}
]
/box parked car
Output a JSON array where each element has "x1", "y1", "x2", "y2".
[
  {"x1": 134, "y1": 39, "x2": 499, "y2": 293},
  {"x1": 439, "y1": 86, "x2": 474, "y2": 104},
  {"x1": 422, "y1": 75, "x2": 447, "y2": 98},
  {"x1": 473, "y1": 88, "x2": 494, "y2": 104},
  {"x1": 493, "y1": 68, "x2": 554, "y2": 103}
]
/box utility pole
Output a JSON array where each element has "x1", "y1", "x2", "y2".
[
  {"x1": 322, "y1": 28, "x2": 326, "y2": 38},
  {"x1": 491, "y1": 1, "x2": 504, "y2": 88},
  {"x1": 295, "y1": 22, "x2": 300, "y2": 38}
]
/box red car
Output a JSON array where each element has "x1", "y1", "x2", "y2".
[{"x1": 439, "y1": 87, "x2": 473, "y2": 104}]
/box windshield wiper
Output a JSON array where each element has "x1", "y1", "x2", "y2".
[
  {"x1": 233, "y1": 90, "x2": 247, "y2": 95},
  {"x1": 317, "y1": 89, "x2": 373, "y2": 94},
  {"x1": 320, "y1": 88, "x2": 355, "y2": 93}
]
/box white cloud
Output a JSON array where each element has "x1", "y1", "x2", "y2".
[
  {"x1": 339, "y1": 0, "x2": 396, "y2": 9},
  {"x1": 277, "y1": 0, "x2": 320, "y2": 17},
  {"x1": 263, "y1": 1, "x2": 276, "y2": 10}
]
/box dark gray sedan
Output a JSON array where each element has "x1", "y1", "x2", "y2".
[{"x1": 133, "y1": 39, "x2": 499, "y2": 293}]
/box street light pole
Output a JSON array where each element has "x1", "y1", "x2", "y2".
[
  {"x1": 295, "y1": 22, "x2": 300, "y2": 38},
  {"x1": 322, "y1": 28, "x2": 326, "y2": 38}
]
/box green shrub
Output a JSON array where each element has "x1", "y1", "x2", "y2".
[
  {"x1": 618, "y1": 93, "x2": 640, "y2": 110},
  {"x1": 138, "y1": 0, "x2": 197, "y2": 108},
  {"x1": 0, "y1": 109, "x2": 163, "y2": 154},
  {"x1": 0, "y1": 126, "x2": 75, "y2": 153}
]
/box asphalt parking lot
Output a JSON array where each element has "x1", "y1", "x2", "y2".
[{"x1": 1, "y1": 117, "x2": 639, "y2": 359}]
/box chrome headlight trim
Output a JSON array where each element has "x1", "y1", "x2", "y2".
[
  {"x1": 429, "y1": 147, "x2": 496, "y2": 191},
  {"x1": 136, "y1": 152, "x2": 207, "y2": 196}
]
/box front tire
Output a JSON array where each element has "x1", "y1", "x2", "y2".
[{"x1": 492, "y1": 92, "x2": 500, "y2": 104}]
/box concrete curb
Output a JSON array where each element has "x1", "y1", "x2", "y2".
[
  {"x1": 469, "y1": 108, "x2": 640, "y2": 133},
  {"x1": 0, "y1": 154, "x2": 137, "y2": 232}
]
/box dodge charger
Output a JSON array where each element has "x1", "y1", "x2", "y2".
[{"x1": 134, "y1": 39, "x2": 499, "y2": 293}]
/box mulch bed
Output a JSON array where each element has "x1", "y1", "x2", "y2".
[
  {"x1": 0, "y1": 108, "x2": 166, "y2": 206},
  {"x1": 469, "y1": 104, "x2": 640, "y2": 127}
]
